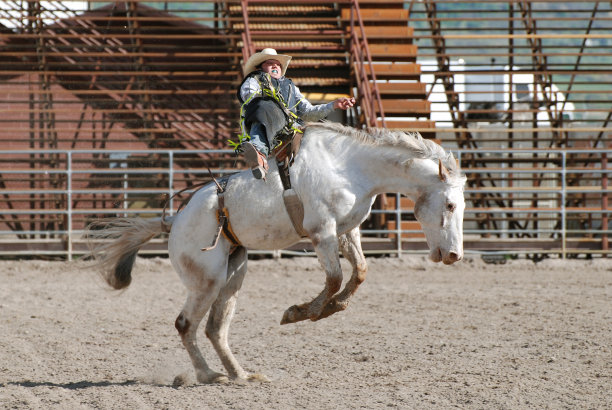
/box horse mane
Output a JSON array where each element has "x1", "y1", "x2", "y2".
[{"x1": 307, "y1": 121, "x2": 463, "y2": 179}]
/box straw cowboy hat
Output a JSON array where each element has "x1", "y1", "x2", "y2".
[{"x1": 243, "y1": 48, "x2": 292, "y2": 77}]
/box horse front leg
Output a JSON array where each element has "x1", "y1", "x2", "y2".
[
  {"x1": 316, "y1": 227, "x2": 368, "y2": 320},
  {"x1": 281, "y1": 230, "x2": 342, "y2": 325}
]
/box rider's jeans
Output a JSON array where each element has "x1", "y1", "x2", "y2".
[{"x1": 249, "y1": 122, "x2": 270, "y2": 157}]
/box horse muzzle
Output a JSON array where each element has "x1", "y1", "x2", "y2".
[
  {"x1": 443, "y1": 251, "x2": 462, "y2": 265},
  {"x1": 430, "y1": 248, "x2": 463, "y2": 265}
]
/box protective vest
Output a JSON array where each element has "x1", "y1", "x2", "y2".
[{"x1": 232, "y1": 71, "x2": 305, "y2": 151}]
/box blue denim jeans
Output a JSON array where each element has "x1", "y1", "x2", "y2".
[{"x1": 248, "y1": 122, "x2": 269, "y2": 157}]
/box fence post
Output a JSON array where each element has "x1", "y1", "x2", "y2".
[
  {"x1": 168, "y1": 151, "x2": 174, "y2": 215},
  {"x1": 602, "y1": 153, "x2": 608, "y2": 256},
  {"x1": 67, "y1": 152, "x2": 73, "y2": 261},
  {"x1": 395, "y1": 192, "x2": 402, "y2": 257},
  {"x1": 561, "y1": 151, "x2": 567, "y2": 259}
]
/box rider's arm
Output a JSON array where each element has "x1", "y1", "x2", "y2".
[
  {"x1": 293, "y1": 85, "x2": 335, "y2": 122},
  {"x1": 240, "y1": 77, "x2": 262, "y2": 103}
]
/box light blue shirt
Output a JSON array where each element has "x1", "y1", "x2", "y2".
[{"x1": 239, "y1": 76, "x2": 335, "y2": 122}]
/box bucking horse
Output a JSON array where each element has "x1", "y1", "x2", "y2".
[{"x1": 85, "y1": 121, "x2": 467, "y2": 383}]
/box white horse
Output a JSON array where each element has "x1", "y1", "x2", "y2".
[{"x1": 86, "y1": 121, "x2": 466, "y2": 383}]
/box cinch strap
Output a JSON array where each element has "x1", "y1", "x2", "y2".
[{"x1": 201, "y1": 175, "x2": 242, "y2": 251}]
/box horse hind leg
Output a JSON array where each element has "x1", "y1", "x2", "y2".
[
  {"x1": 205, "y1": 247, "x2": 268, "y2": 382},
  {"x1": 317, "y1": 227, "x2": 368, "y2": 320},
  {"x1": 175, "y1": 254, "x2": 228, "y2": 384}
]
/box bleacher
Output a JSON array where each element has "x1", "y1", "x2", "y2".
[{"x1": 0, "y1": 1, "x2": 609, "y2": 259}]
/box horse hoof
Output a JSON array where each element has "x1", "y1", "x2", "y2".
[
  {"x1": 196, "y1": 372, "x2": 229, "y2": 384},
  {"x1": 210, "y1": 375, "x2": 230, "y2": 384},
  {"x1": 248, "y1": 373, "x2": 270, "y2": 383},
  {"x1": 280, "y1": 308, "x2": 295, "y2": 325},
  {"x1": 172, "y1": 373, "x2": 189, "y2": 387},
  {"x1": 280, "y1": 304, "x2": 306, "y2": 324}
]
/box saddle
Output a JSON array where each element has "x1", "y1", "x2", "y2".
[
  {"x1": 271, "y1": 124, "x2": 302, "y2": 167},
  {"x1": 196, "y1": 126, "x2": 308, "y2": 251}
]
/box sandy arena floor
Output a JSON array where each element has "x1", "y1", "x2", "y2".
[{"x1": 0, "y1": 255, "x2": 610, "y2": 409}]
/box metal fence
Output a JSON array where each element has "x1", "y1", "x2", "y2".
[{"x1": 0, "y1": 147, "x2": 610, "y2": 259}]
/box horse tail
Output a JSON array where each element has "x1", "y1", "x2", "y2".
[{"x1": 85, "y1": 216, "x2": 173, "y2": 290}]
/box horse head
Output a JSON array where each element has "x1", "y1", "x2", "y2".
[{"x1": 413, "y1": 157, "x2": 466, "y2": 265}]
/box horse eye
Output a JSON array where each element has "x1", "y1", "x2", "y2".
[{"x1": 447, "y1": 203, "x2": 456, "y2": 212}]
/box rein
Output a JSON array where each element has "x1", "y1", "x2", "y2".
[{"x1": 161, "y1": 179, "x2": 210, "y2": 233}]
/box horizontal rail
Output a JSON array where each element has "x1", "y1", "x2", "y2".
[{"x1": 0, "y1": 147, "x2": 609, "y2": 260}]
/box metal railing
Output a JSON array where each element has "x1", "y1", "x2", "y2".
[
  {"x1": 345, "y1": 0, "x2": 386, "y2": 128},
  {"x1": 455, "y1": 148, "x2": 611, "y2": 259},
  {"x1": 0, "y1": 147, "x2": 609, "y2": 259}
]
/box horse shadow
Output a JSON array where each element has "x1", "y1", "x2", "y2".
[{"x1": 4, "y1": 379, "x2": 139, "y2": 390}]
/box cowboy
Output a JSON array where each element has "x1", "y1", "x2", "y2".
[{"x1": 238, "y1": 48, "x2": 355, "y2": 179}]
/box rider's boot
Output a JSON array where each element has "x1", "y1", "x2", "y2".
[{"x1": 242, "y1": 142, "x2": 269, "y2": 180}]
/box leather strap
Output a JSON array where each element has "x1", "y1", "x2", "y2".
[
  {"x1": 283, "y1": 189, "x2": 308, "y2": 237},
  {"x1": 276, "y1": 130, "x2": 308, "y2": 238},
  {"x1": 201, "y1": 176, "x2": 242, "y2": 251},
  {"x1": 215, "y1": 177, "x2": 242, "y2": 247}
]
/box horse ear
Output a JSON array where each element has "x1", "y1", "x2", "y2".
[
  {"x1": 448, "y1": 151, "x2": 458, "y2": 167},
  {"x1": 439, "y1": 159, "x2": 450, "y2": 182}
]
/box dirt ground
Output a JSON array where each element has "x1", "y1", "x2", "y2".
[{"x1": 0, "y1": 255, "x2": 610, "y2": 409}]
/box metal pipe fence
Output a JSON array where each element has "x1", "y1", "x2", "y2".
[{"x1": 0, "y1": 148, "x2": 609, "y2": 259}]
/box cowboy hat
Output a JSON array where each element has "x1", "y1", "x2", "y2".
[{"x1": 243, "y1": 48, "x2": 292, "y2": 77}]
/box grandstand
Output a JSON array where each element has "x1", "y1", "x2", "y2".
[{"x1": 0, "y1": 1, "x2": 609, "y2": 259}]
